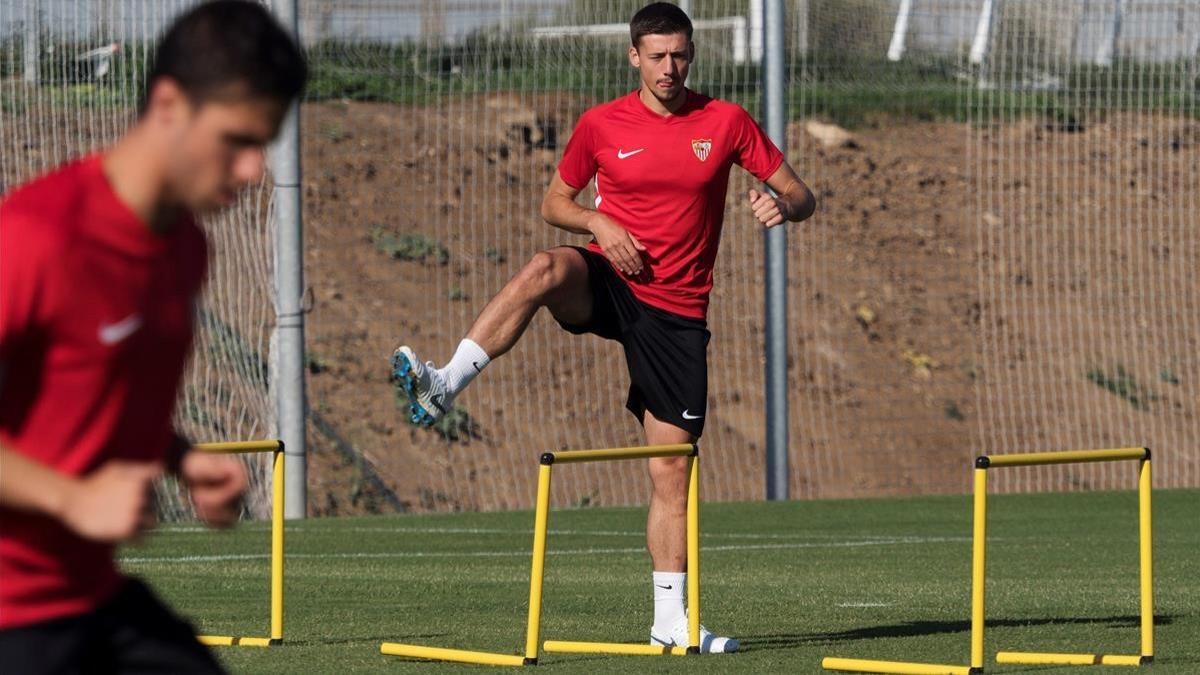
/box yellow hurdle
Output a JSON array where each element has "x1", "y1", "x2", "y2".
[
  {"x1": 380, "y1": 443, "x2": 701, "y2": 666},
  {"x1": 995, "y1": 651, "x2": 1146, "y2": 666},
  {"x1": 978, "y1": 448, "x2": 1153, "y2": 667},
  {"x1": 821, "y1": 657, "x2": 975, "y2": 674},
  {"x1": 193, "y1": 440, "x2": 285, "y2": 648},
  {"x1": 823, "y1": 447, "x2": 1154, "y2": 674}
]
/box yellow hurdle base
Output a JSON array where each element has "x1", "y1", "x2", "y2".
[
  {"x1": 197, "y1": 635, "x2": 279, "y2": 648},
  {"x1": 379, "y1": 642, "x2": 531, "y2": 667},
  {"x1": 996, "y1": 651, "x2": 1149, "y2": 666},
  {"x1": 821, "y1": 656, "x2": 979, "y2": 675},
  {"x1": 543, "y1": 639, "x2": 692, "y2": 656}
]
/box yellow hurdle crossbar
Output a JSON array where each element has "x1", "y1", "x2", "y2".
[
  {"x1": 379, "y1": 643, "x2": 527, "y2": 666},
  {"x1": 996, "y1": 651, "x2": 1147, "y2": 666},
  {"x1": 543, "y1": 640, "x2": 689, "y2": 656},
  {"x1": 542, "y1": 443, "x2": 697, "y2": 464},
  {"x1": 976, "y1": 447, "x2": 1148, "y2": 468},
  {"x1": 381, "y1": 443, "x2": 702, "y2": 665},
  {"x1": 193, "y1": 440, "x2": 285, "y2": 647},
  {"x1": 821, "y1": 657, "x2": 976, "y2": 675},
  {"x1": 197, "y1": 636, "x2": 275, "y2": 648},
  {"x1": 823, "y1": 447, "x2": 1153, "y2": 674}
]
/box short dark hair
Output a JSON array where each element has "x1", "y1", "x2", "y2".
[
  {"x1": 630, "y1": 2, "x2": 693, "y2": 47},
  {"x1": 143, "y1": 0, "x2": 307, "y2": 113}
]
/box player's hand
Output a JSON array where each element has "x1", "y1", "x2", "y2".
[
  {"x1": 587, "y1": 213, "x2": 647, "y2": 276},
  {"x1": 59, "y1": 460, "x2": 162, "y2": 543},
  {"x1": 748, "y1": 188, "x2": 786, "y2": 227},
  {"x1": 180, "y1": 451, "x2": 247, "y2": 528}
]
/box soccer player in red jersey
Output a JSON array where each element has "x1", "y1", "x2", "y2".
[
  {"x1": 0, "y1": 2, "x2": 305, "y2": 672},
  {"x1": 392, "y1": 2, "x2": 813, "y2": 650}
]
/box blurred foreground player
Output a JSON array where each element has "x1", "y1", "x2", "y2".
[{"x1": 0, "y1": 2, "x2": 306, "y2": 672}]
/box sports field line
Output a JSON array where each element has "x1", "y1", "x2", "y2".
[
  {"x1": 120, "y1": 535, "x2": 972, "y2": 565},
  {"x1": 154, "y1": 525, "x2": 948, "y2": 541},
  {"x1": 837, "y1": 602, "x2": 892, "y2": 608}
]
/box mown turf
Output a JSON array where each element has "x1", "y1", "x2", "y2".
[{"x1": 122, "y1": 489, "x2": 1198, "y2": 673}]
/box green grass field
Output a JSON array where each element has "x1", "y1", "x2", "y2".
[{"x1": 123, "y1": 489, "x2": 1199, "y2": 674}]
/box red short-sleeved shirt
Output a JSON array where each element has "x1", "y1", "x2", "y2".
[
  {"x1": 557, "y1": 89, "x2": 784, "y2": 319},
  {"x1": 0, "y1": 155, "x2": 207, "y2": 628}
]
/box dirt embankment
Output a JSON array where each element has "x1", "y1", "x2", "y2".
[{"x1": 299, "y1": 100, "x2": 1197, "y2": 514}]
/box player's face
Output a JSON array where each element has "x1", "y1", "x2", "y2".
[
  {"x1": 170, "y1": 95, "x2": 287, "y2": 214},
  {"x1": 630, "y1": 32, "x2": 693, "y2": 105}
]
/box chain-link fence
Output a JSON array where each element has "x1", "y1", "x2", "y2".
[{"x1": 2, "y1": 0, "x2": 1196, "y2": 516}]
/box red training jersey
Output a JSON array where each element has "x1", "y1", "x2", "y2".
[
  {"x1": 557, "y1": 89, "x2": 784, "y2": 319},
  {"x1": 0, "y1": 155, "x2": 207, "y2": 629}
]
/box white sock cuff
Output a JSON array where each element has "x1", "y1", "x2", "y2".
[
  {"x1": 439, "y1": 339, "x2": 491, "y2": 394},
  {"x1": 652, "y1": 571, "x2": 686, "y2": 600},
  {"x1": 458, "y1": 338, "x2": 490, "y2": 366}
]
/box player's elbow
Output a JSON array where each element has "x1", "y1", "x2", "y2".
[
  {"x1": 540, "y1": 193, "x2": 569, "y2": 226},
  {"x1": 793, "y1": 186, "x2": 816, "y2": 222}
]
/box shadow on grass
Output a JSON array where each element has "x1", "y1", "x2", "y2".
[
  {"x1": 288, "y1": 632, "x2": 448, "y2": 647},
  {"x1": 741, "y1": 614, "x2": 1178, "y2": 651}
]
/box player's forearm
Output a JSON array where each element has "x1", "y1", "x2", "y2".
[
  {"x1": 540, "y1": 192, "x2": 598, "y2": 236},
  {"x1": 0, "y1": 444, "x2": 76, "y2": 520}
]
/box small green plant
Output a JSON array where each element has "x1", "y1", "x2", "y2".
[
  {"x1": 320, "y1": 122, "x2": 347, "y2": 141},
  {"x1": 448, "y1": 286, "x2": 469, "y2": 302},
  {"x1": 943, "y1": 400, "x2": 965, "y2": 421},
  {"x1": 307, "y1": 352, "x2": 329, "y2": 374},
  {"x1": 1086, "y1": 365, "x2": 1154, "y2": 411},
  {"x1": 1160, "y1": 367, "x2": 1180, "y2": 385},
  {"x1": 370, "y1": 227, "x2": 449, "y2": 265},
  {"x1": 483, "y1": 245, "x2": 506, "y2": 264},
  {"x1": 432, "y1": 405, "x2": 480, "y2": 442},
  {"x1": 574, "y1": 491, "x2": 600, "y2": 508}
]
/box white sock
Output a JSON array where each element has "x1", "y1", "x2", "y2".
[
  {"x1": 436, "y1": 339, "x2": 490, "y2": 396},
  {"x1": 652, "y1": 571, "x2": 686, "y2": 629}
]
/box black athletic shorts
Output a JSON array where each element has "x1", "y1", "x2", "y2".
[
  {"x1": 556, "y1": 246, "x2": 710, "y2": 437},
  {"x1": 0, "y1": 578, "x2": 226, "y2": 675}
]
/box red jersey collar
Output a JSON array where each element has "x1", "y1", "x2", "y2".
[{"x1": 629, "y1": 88, "x2": 702, "y2": 122}]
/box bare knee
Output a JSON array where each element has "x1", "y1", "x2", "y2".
[
  {"x1": 516, "y1": 250, "x2": 570, "y2": 301},
  {"x1": 649, "y1": 456, "x2": 690, "y2": 506}
]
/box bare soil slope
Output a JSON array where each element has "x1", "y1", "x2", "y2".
[{"x1": 301, "y1": 99, "x2": 1198, "y2": 513}]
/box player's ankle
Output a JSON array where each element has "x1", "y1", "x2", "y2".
[{"x1": 437, "y1": 339, "x2": 490, "y2": 395}]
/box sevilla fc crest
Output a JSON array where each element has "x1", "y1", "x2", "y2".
[{"x1": 691, "y1": 138, "x2": 712, "y2": 162}]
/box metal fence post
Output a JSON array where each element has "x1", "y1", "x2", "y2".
[
  {"x1": 763, "y1": 0, "x2": 788, "y2": 500},
  {"x1": 270, "y1": 0, "x2": 307, "y2": 519}
]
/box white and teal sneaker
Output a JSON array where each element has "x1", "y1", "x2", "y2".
[
  {"x1": 650, "y1": 616, "x2": 739, "y2": 654},
  {"x1": 391, "y1": 346, "x2": 453, "y2": 427}
]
